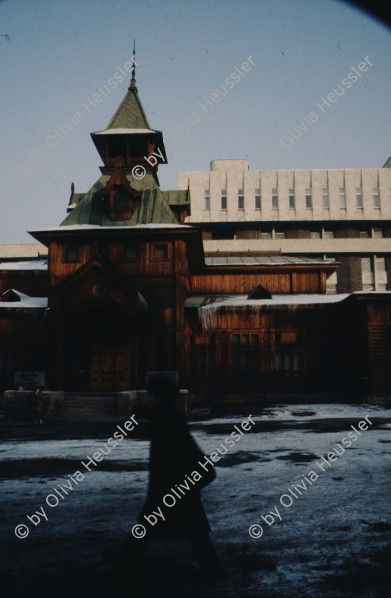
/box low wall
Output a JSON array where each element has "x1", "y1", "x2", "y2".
[
  {"x1": 3, "y1": 390, "x2": 65, "y2": 421},
  {"x1": 2, "y1": 389, "x2": 189, "y2": 422}
]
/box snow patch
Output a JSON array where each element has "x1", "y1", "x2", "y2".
[
  {"x1": 0, "y1": 259, "x2": 47, "y2": 271},
  {"x1": 197, "y1": 294, "x2": 349, "y2": 330}
]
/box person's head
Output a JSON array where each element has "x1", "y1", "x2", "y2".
[{"x1": 148, "y1": 376, "x2": 179, "y2": 408}]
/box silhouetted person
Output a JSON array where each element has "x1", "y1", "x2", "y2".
[
  {"x1": 120, "y1": 376, "x2": 218, "y2": 581},
  {"x1": 32, "y1": 386, "x2": 44, "y2": 424}
]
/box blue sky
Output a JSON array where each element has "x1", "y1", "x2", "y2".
[{"x1": 1, "y1": 0, "x2": 390, "y2": 243}]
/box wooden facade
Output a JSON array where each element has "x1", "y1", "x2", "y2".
[
  {"x1": 1, "y1": 67, "x2": 391, "y2": 399},
  {"x1": 191, "y1": 266, "x2": 331, "y2": 295}
]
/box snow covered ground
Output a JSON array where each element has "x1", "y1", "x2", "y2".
[{"x1": 1, "y1": 403, "x2": 391, "y2": 597}]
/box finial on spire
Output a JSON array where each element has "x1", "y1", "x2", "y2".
[{"x1": 129, "y1": 38, "x2": 136, "y2": 89}]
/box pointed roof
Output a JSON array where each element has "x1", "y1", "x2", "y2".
[
  {"x1": 92, "y1": 53, "x2": 162, "y2": 137},
  {"x1": 106, "y1": 77, "x2": 152, "y2": 131}
]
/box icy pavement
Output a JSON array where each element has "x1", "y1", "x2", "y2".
[{"x1": 1, "y1": 403, "x2": 391, "y2": 597}]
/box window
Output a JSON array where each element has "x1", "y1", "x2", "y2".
[
  {"x1": 323, "y1": 231, "x2": 335, "y2": 239},
  {"x1": 221, "y1": 189, "x2": 227, "y2": 210},
  {"x1": 272, "y1": 188, "x2": 279, "y2": 209},
  {"x1": 326, "y1": 257, "x2": 338, "y2": 294},
  {"x1": 310, "y1": 231, "x2": 321, "y2": 239},
  {"x1": 373, "y1": 187, "x2": 380, "y2": 208},
  {"x1": 275, "y1": 232, "x2": 286, "y2": 239},
  {"x1": 339, "y1": 188, "x2": 346, "y2": 209},
  {"x1": 260, "y1": 231, "x2": 272, "y2": 239},
  {"x1": 189, "y1": 335, "x2": 215, "y2": 378},
  {"x1": 152, "y1": 244, "x2": 168, "y2": 260},
  {"x1": 124, "y1": 245, "x2": 138, "y2": 261},
  {"x1": 305, "y1": 188, "x2": 312, "y2": 209},
  {"x1": 322, "y1": 188, "x2": 329, "y2": 209},
  {"x1": 356, "y1": 187, "x2": 363, "y2": 209},
  {"x1": 105, "y1": 182, "x2": 133, "y2": 220},
  {"x1": 362, "y1": 256, "x2": 387, "y2": 291},
  {"x1": 289, "y1": 188, "x2": 295, "y2": 209},
  {"x1": 255, "y1": 188, "x2": 261, "y2": 209},
  {"x1": 238, "y1": 189, "x2": 244, "y2": 210},
  {"x1": 362, "y1": 257, "x2": 374, "y2": 290},
  {"x1": 375, "y1": 257, "x2": 387, "y2": 290},
  {"x1": 113, "y1": 188, "x2": 129, "y2": 210},
  {"x1": 232, "y1": 334, "x2": 260, "y2": 377},
  {"x1": 275, "y1": 333, "x2": 301, "y2": 377},
  {"x1": 204, "y1": 189, "x2": 210, "y2": 211},
  {"x1": 360, "y1": 231, "x2": 369, "y2": 238},
  {"x1": 65, "y1": 246, "x2": 79, "y2": 262},
  {"x1": 373, "y1": 228, "x2": 383, "y2": 239}
]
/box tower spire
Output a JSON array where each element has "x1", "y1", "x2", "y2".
[{"x1": 130, "y1": 38, "x2": 136, "y2": 90}]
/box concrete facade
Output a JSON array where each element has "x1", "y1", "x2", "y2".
[{"x1": 178, "y1": 160, "x2": 391, "y2": 293}]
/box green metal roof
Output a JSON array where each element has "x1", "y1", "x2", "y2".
[
  {"x1": 162, "y1": 190, "x2": 190, "y2": 206},
  {"x1": 68, "y1": 192, "x2": 85, "y2": 211},
  {"x1": 60, "y1": 172, "x2": 178, "y2": 227},
  {"x1": 106, "y1": 80, "x2": 152, "y2": 130}
]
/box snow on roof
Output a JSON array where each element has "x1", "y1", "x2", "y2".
[
  {"x1": 189, "y1": 294, "x2": 350, "y2": 331},
  {"x1": 186, "y1": 294, "x2": 349, "y2": 309},
  {"x1": 353, "y1": 290, "x2": 391, "y2": 296},
  {"x1": 0, "y1": 290, "x2": 48, "y2": 309},
  {"x1": 205, "y1": 255, "x2": 335, "y2": 266},
  {"x1": 29, "y1": 224, "x2": 192, "y2": 233},
  {"x1": 0, "y1": 259, "x2": 47, "y2": 271},
  {"x1": 93, "y1": 128, "x2": 157, "y2": 135}
]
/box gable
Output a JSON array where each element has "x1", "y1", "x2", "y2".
[{"x1": 50, "y1": 256, "x2": 148, "y2": 313}]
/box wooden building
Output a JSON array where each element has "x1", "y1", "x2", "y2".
[{"x1": 1, "y1": 64, "x2": 390, "y2": 399}]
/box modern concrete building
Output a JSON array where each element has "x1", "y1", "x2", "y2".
[{"x1": 178, "y1": 159, "x2": 391, "y2": 293}]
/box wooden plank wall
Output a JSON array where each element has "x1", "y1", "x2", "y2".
[
  {"x1": 49, "y1": 240, "x2": 177, "y2": 287},
  {"x1": 191, "y1": 270, "x2": 323, "y2": 295}
]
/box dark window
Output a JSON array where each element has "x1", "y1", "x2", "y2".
[
  {"x1": 124, "y1": 245, "x2": 138, "y2": 261},
  {"x1": 232, "y1": 334, "x2": 260, "y2": 377},
  {"x1": 204, "y1": 190, "x2": 210, "y2": 211},
  {"x1": 275, "y1": 332, "x2": 301, "y2": 376},
  {"x1": 289, "y1": 188, "x2": 295, "y2": 209},
  {"x1": 305, "y1": 188, "x2": 312, "y2": 209},
  {"x1": 272, "y1": 188, "x2": 279, "y2": 209},
  {"x1": 238, "y1": 189, "x2": 244, "y2": 210},
  {"x1": 113, "y1": 188, "x2": 129, "y2": 210},
  {"x1": 189, "y1": 336, "x2": 216, "y2": 378},
  {"x1": 221, "y1": 189, "x2": 227, "y2": 210},
  {"x1": 65, "y1": 246, "x2": 79, "y2": 262},
  {"x1": 255, "y1": 188, "x2": 261, "y2": 209},
  {"x1": 153, "y1": 244, "x2": 168, "y2": 260}
]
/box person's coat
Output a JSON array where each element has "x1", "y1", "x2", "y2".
[{"x1": 140, "y1": 406, "x2": 215, "y2": 540}]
